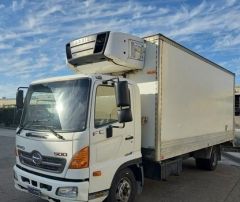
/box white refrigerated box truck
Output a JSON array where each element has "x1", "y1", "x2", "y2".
[{"x1": 14, "y1": 31, "x2": 235, "y2": 202}]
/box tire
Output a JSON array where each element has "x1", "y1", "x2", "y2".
[
  {"x1": 105, "y1": 168, "x2": 137, "y2": 202},
  {"x1": 205, "y1": 147, "x2": 218, "y2": 170},
  {"x1": 195, "y1": 158, "x2": 206, "y2": 169},
  {"x1": 195, "y1": 147, "x2": 218, "y2": 171}
]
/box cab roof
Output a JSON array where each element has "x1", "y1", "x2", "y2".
[
  {"x1": 31, "y1": 74, "x2": 134, "y2": 85},
  {"x1": 31, "y1": 74, "x2": 90, "y2": 85}
]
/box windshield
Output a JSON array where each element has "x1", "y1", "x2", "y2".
[{"x1": 21, "y1": 78, "x2": 91, "y2": 132}]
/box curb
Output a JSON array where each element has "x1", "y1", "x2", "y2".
[
  {"x1": 222, "y1": 152, "x2": 240, "y2": 164},
  {"x1": 0, "y1": 127, "x2": 16, "y2": 130}
]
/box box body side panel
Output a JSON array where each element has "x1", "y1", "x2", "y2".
[{"x1": 159, "y1": 40, "x2": 234, "y2": 160}]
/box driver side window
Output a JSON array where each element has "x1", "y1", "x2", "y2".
[{"x1": 95, "y1": 85, "x2": 118, "y2": 128}]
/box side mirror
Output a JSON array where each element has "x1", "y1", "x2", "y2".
[
  {"x1": 16, "y1": 90, "x2": 24, "y2": 109},
  {"x1": 115, "y1": 81, "x2": 130, "y2": 107},
  {"x1": 118, "y1": 108, "x2": 132, "y2": 123}
]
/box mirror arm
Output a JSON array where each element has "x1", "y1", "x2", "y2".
[
  {"x1": 17, "y1": 87, "x2": 28, "y2": 91},
  {"x1": 102, "y1": 77, "x2": 119, "y2": 85},
  {"x1": 112, "y1": 123, "x2": 125, "y2": 129},
  {"x1": 106, "y1": 122, "x2": 125, "y2": 139}
]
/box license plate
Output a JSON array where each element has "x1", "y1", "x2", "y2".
[{"x1": 27, "y1": 186, "x2": 41, "y2": 196}]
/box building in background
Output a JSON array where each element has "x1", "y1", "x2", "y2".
[{"x1": 0, "y1": 97, "x2": 16, "y2": 108}]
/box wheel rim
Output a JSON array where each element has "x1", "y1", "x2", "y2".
[{"x1": 116, "y1": 177, "x2": 132, "y2": 202}]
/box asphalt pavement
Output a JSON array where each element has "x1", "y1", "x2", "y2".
[{"x1": 0, "y1": 128, "x2": 240, "y2": 202}]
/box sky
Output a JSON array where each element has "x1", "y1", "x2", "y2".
[{"x1": 0, "y1": 0, "x2": 240, "y2": 98}]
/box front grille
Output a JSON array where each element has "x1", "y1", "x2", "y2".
[{"x1": 18, "y1": 150, "x2": 66, "y2": 173}]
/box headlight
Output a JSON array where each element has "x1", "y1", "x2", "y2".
[{"x1": 56, "y1": 187, "x2": 78, "y2": 198}]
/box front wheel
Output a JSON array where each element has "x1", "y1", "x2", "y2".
[{"x1": 105, "y1": 168, "x2": 137, "y2": 202}]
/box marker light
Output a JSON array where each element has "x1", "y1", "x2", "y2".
[
  {"x1": 69, "y1": 146, "x2": 89, "y2": 169},
  {"x1": 93, "y1": 171, "x2": 102, "y2": 177}
]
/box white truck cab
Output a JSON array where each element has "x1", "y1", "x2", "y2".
[
  {"x1": 14, "y1": 73, "x2": 142, "y2": 202},
  {"x1": 14, "y1": 31, "x2": 235, "y2": 202}
]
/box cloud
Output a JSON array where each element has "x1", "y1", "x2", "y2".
[
  {"x1": 214, "y1": 34, "x2": 240, "y2": 50},
  {"x1": 167, "y1": 2, "x2": 240, "y2": 38},
  {"x1": 12, "y1": 1, "x2": 17, "y2": 11},
  {"x1": 15, "y1": 38, "x2": 48, "y2": 55},
  {"x1": 0, "y1": 52, "x2": 50, "y2": 77},
  {"x1": 39, "y1": 5, "x2": 64, "y2": 18},
  {"x1": 0, "y1": 84, "x2": 18, "y2": 98},
  {"x1": 225, "y1": 0, "x2": 237, "y2": 6},
  {"x1": 23, "y1": 17, "x2": 38, "y2": 29},
  {"x1": 0, "y1": 4, "x2": 5, "y2": 9},
  {"x1": 15, "y1": 44, "x2": 39, "y2": 55},
  {"x1": 0, "y1": 0, "x2": 240, "y2": 98},
  {"x1": 12, "y1": 0, "x2": 26, "y2": 11},
  {"x1": 22, "y1": 4, "x2": 64, "y2": 29},
  {"x1": 0, "y1": 32, "x2": 18, "y2": 42},
  {"x1": 0, "y1": 43, "x2": 12, "y2": 49},
  {"x1": 0, "y1": 29, "x2": 54, "y2": 42}
]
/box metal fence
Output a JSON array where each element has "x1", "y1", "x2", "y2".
[{"x1": 0, "y1": 106, "x2": 21, "y2": 127}]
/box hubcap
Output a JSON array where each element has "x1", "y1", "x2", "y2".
[{"x1": 116, "y1": 177, "x2": 131, "y2": 202}]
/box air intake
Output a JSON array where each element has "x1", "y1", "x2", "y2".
[{"x1": 66, "y1": 31, "x2": 109, "y2": 67}]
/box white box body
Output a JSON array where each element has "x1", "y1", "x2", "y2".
[{"x1": 129, "y1": 34, "x2": 234, "y2": 161}]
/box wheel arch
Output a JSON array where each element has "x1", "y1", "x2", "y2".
[
  {"x1": 111, "y1": 158, "x2": 144, "y2": 194},
  {"x1": 193, "y1": 144, "x2": 221, "y2": 160}
]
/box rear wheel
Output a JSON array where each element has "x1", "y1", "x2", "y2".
[
  {"x1": 206, "y1": 147, "x2": 218, "y2": 170},
  {"x1": 105, "y1": 168, "x2": 137, "y2": 202},
  {"x1": 195, "y1": 147, "x2": 218, "y2": 171},
  {"x1": 195, "y1": 158, "x2": 206, "y2": 169}
]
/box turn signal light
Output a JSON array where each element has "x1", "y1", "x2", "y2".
[
  {"x1": 69, "y1": 147, "x2": 89, "y2": 169},
  {"x1": 93, "y1": 171, "x2": 102, "y2": 176}
]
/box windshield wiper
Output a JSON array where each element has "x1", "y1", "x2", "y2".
[
  {"x1": 16, "y1": 121, "x2": 34, "y2": 134},
  {"x1": 25, "y1": 133, "x2": 48, "y2": 139},
  {"x1": 17, "y1": 120, "x2": 65, "y2": 140},
  {"x1": 40, "y1": 125, "x2": 65, "y2": 140},
  {"x1": 17, "y1": 119, "x2": 46, "y2": 134}
]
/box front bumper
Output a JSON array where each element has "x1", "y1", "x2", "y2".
[{"x1": 14, "y1": 165, "x2": 89, "y2": 202}]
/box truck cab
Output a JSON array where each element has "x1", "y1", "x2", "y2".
[{"x1": 14, "y1": 31, "x2": 145, "y2": 202}]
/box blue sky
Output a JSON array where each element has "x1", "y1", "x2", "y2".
[{"x1": 0, "y1": 0, "x2": 240, "y2": 98}]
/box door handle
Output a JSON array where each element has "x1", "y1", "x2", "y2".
[{"x1": 125, "y1": 136, "x2": 134, "y2": 140}]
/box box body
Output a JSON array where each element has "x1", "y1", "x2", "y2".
[{"x1": 129, "y1": 34, "x2": 234, "y2": 161}]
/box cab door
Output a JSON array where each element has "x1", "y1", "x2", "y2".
[{"x1": 89, "y1": 81, "x2": 135, "y2": 194}]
